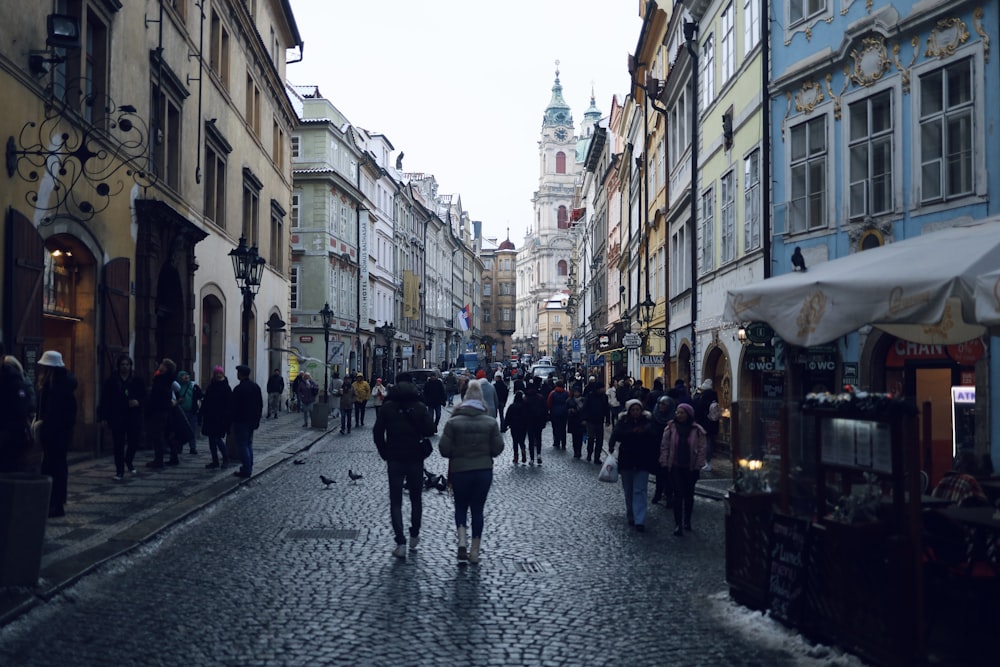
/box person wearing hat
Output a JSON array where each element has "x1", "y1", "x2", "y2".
[
  {"x1": 98, "y1": 354, "x2": 146, "y2": 480},
  {"x1": 438, "y1": 379, "x2": 504, "y2": 564},
  {"x1": 693, "y1": 379, "x2": 720, "y2": 473},
  {"x1": 660, "y1": 402, "x2": 707, "y2": 536},
  {"x1": 352, "y1": 374, "x2": 371, "y2": 427},
  {"x1": 607, "y1": 398, "x2": 660, "y2": 532},
  {"x1": 35, "y1": 350, "x2": 78, "y2": 517},
  {"x1": 371, "y1": 377, "x2": 389, "y2": 419},
  {"x1": 230, "y1": 364, "x2": 263, "y2": 478},
  {"x1": 199, "y1": 365, "x2": 232, "y2": 468}
]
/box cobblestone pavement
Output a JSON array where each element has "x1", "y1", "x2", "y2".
[{"x1": 0, "y1": 406, "x2": 816, "y2": 667}]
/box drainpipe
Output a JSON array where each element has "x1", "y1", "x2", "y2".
[
  {"x1": 762, "y1": 1, "x2": 771, "y2": 279},
  {"x1": 685, "y1": 19, "x2": 699, "y2": 387}
]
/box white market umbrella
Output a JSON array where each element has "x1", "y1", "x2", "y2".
[{"x1": 724, "y1": 218, "x2": 1000, "y2": 347}]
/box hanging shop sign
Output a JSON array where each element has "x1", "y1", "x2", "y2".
[
  {"x1": 640, "y1": 355, "x2": 664, "y2": 367},
  {"x1": 745, "y1": 321, "x2": 774, "y2": 345},
  {"x1": 622, "y1": 333, "x2": 642, "y2": 349}
]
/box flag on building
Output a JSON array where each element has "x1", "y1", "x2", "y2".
[{"x1": 457, "y1": 304, "x2": 471, "y2": 331}]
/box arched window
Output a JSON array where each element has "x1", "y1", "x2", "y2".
[
  {"x1": 557, "y1": 206, "x2": 568, "y2": 229},
  {"x1": 556, "y1": 151, "x2": 566, "y2": 174},
  {"x1": 557, "y1": 260, "x2": 568, "y2": 276}
]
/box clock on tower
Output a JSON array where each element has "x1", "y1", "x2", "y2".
[{"x1": 554, "y1": 128, "x2": 567, "y2": 141}]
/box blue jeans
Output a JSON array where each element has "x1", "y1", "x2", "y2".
[
  {"x1": 234, "y1": 423, "x2": 255, "y2": 475},
  {"x1": 428, "y1": 404, "x2": 442, "y2": 426},
  {"x1": 208, "y1": 434, "x2": 227, "y2": 464},
  {"x1": 451, "y1": 468, "x2": 493, "y2": 538},
  {"x1": 301, "y1": 401, "x2": 315, "y2": 426},
  {"x1": 340, "y1": 408, "x2": 352, "y2": 432},
  {"x1": 387, "y1": 460, "x2": 424, "y2": 545},
  {"x1": 620, "y1": 468, "x2": 650, "y2": 527}
]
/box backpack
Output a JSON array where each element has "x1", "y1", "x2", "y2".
[{"x1": 708, "y1": 401, "x2": 722, "y2": 422}]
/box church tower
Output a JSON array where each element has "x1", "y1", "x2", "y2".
[{"x1": 515, "y1": 62, "x2": 582, "y2": 357}]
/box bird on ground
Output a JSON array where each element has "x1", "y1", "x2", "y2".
[
  {"x1": 791, "y1": 247, "x2": 807, "y2": 272},
  {"x1": 320, "y1": 474, "x2": 336, "y2": 487},
  {"x1": 293, "y1": 459, "x2": 307, "y2": 465},
  {"x1": 348, "y1": 469, "x2": 363, "y2": 483}
]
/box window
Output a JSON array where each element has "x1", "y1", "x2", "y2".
[
  {"x1": 790, "y1": 0, "x2": 825, "y2": 25},
  {"x1": 291, "y1": 136, "x2": 300, "y2": 159},
  {"x1": 289, "y1": 264, "x2": 299, "y2": 309},
  {"x1": 789, "y1": 116, "x2": 827, "y2": 233},
  {"x1": 557, "y1": 260, "x2": 568, "y2": 276},
  {"x1": 204, "y1": 122, "x2": 230, "y2": 227},
  {"x1": 209, "y1": 8, "x2": 230, "y2": 87},
  {"x1": 671, "y1": 225, "x2": 690, "y2": 296},
  {"x1": 849, "y1": 91, "x2": 893, "y2": 218},
  {"x1": 501, "y1": 282, "x2": 511, "y2": 295},
  {"x1": 702, "y1": 34, "x2": 715, "y2": 110},
  {"x1": 150, "y1": 52, "x2": 187, "y2": 191},
  {"x1": 484, "y1": 310, "x2": 491, "y2": 324},
  {"x1": 242, "y1": 168, "x2": 262, "y2": 246},
  {"x1": 553, "y1": 315, "x2": 560, "y2": 324},
  {"x1": 721, "y1": 4, "x2": 735, "y2": 83},
  {"x1": 483, "y1": 258, "x2": 493, "y2": 270},
  {"x1": 721, "y1": 170, "x2": 736, "y2": 263},
  {"x1": 246, "y1": 73, "x2": 261, "y2": 137},
  {"x1": 744, "y1": 149, "x2": 761, "y2": 250},
  {"x1": 483, "y1": 283, "x2": 492, "y2": 296},
  {"x1": 556, "y1": 151, "x2": 566, "y2": 174},
  {"x1": 701, "y1": 187, "x2": 715, "y2": 271},
  {"x1": 669, "y1": 88, "x2": 688, "y2": 169},
  {"x1": 83, "y1": 7, "x2": 109, "y2": 125},
  {"x1": 53, "y1": 2, "x2": 109, "y2": 126},
  {"x1": 557, "y1": 206, "x2": 569, "y2": 229},
  {"x1": 502, "y1": 308, "x2": 511, "y2": 321},
  {"x1": 743, "y1": 0, "x2": 760, "y2": 55},
  {"x1": 290, "y1": 192, "x2": 300, "y2": 228},
  {"x1": 272, "y1": 118, "x2": 285, "y2": 170},
  {"x1": 270, "y1": 199, "x2": 285, "y2": 273},
  {"x1": 919, "y1": 59, "x2": 973, "y2": 203}
]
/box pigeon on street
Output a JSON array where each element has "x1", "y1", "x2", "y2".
[
  {"x1": 293, "y1": 459, "x2": 307, "y2": 465},
  {"x1": 348, "y1": 469, "x2": 363, "y2": 483},
  {"x1": 320, "y1": 474, "x2": 336, "y2": 487}
]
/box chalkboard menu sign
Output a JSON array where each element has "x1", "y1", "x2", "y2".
[{"x1": 768, "y1": 514, "x2": 810, "y2": 626}]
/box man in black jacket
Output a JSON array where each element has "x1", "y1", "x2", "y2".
[
  {"x1": 98, "y1": 354, "x2": 146, "y2": 479},
  {"x1": 422, "y1": 371, "x2": 447, "y2": 429},
  {"x1": 582, "y1": 383, "x2": 609, "y2": 464},
  {"x1": 373, "y1": 372, "x2": 436, "y2": 559},
  {"x1": 231, "y1": 365, "x2": 264, "y2": 478},
  {"x1": 265, "y1": 368, "x2": 284, "y2": 418}
]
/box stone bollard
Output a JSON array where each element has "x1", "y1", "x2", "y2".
[{"x1": 0, "y1": 473, "x2": 52, "y2": 587}]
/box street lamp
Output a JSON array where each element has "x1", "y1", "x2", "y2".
[
  {"x1": 320, "y1": 302, "x2": 333, "y2": 403},
  {"x1": 229, "y1": 235, "x2": 266, "y2": 366},
  {"x1": 380, "y1": 321, "x2": 396, "y2": 381}
]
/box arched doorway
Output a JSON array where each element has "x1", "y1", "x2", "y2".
[
  {"x1": 702, "y1": 341, "x2": 733, "y2": 451},
  {"x1": 676, "y1": 341, "x2": 692, "y2": 394},
  {"x1": 200, "y1": 292, "x2": 225, "y2": 382}
]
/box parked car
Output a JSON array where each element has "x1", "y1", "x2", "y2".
[{"x1": 531, "y1": 364, "x2": 557, "y2": 379}]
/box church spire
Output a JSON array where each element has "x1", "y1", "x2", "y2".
[{"x1": 543, "y1": 59, "x2": 574, "y2": 128}]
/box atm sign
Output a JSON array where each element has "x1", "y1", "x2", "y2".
[{"x1": 951, "y1": 387, "x2": 975, "y2": 404}]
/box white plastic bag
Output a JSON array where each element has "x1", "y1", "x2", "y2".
[{"x1": 598, "y1": 452, "x2": 618, "y2": 483}]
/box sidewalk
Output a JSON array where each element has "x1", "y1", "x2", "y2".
[{"x1": 0, "y1": 409, "x2": 329, "y2": 625}]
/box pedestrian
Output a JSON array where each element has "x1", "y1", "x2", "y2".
[
  {"x1": 444, "y1": 370, "x2": 458, "y2": 406},
  {"x1": 613, "y1": 379, "x2": 630, "y2": 425},
  {"x1": 175, "y1": 370, "x2": 203, "y2": 455},
  {"x1": 98, "y1": 354, "x2": 146, "y2": 480},
  {"x1": 329, "y1": 371, "x2": 343, "y2": 420},
  {"x1": 523, "y1": 383, "x2": 548, "y2": 466},
  {"x1": 200, "y1": 365, "x2": 232, "y2": 468},
  {"x1": 35, "y1": 350, "x2": 78, "y2": 518},
  {"x1": 296, "y1": 372, "x2": 319, "y2": 427},
  {"x1": 502, "y1": 390, "x2": 529, "y2": 465},
  {"x1": 339, "y1": 376, "x2": 356, "y2": 434},
  {"x1": 0, "y1": 354, "x2": 36, "y2": 474},
  {"x1": 607, "y1": 399, "x2": 660, "y2": 532},
  {"x1": 693, "y1": 379, "x2": 720, "y2": 472},
  {"x1": 546, "y1": 379, "x2": 570, "y2": 450},
  {"x1": 644, "y1": 378, "x2": 665, "y2": 411},
  {"x1": 479, "y1": 376, "x2": 498, "y2": 422},
  {"x1": 582, "y1": 381, "x2": 609, "y2": 464},
  {"x1": 146, "y1": 358, "x2": 179, "y2": 468},
  {"x1": 373, "y1": 372, "x2": 436, "y2": 559},
  {"x1": 667, "y1": 378, "x2": 692, "y2": 405},
  {"x1": 492, "y1": 372, "x2": 509, "y2": 429},
  {"x1": 422, "y1": 371, "x2": 446, "y2": 428},
  {"x1": 266, "y1": 368, "x2": 284, "y2": 418},
  {"x1": 352, "y1": 374, "x2": 370, "y2": 426},
  {"x1": 438, "y1": 380, "x2": 504, "y2": 564},
  {"x1": 230, "y1": 364, "x2": 263, "y2": 478},
  {"x1": 371, "y1": 377, "x2": 389, "y2": 419},
  {"x1": 566, "y1": 386, "x2": 585, "y2": 459},
  {"x1": 660, "y1": 403, "x2": 707, "y2": 536},
  {"x1": 650, "y1": 394, "x2": 677, "y2": 506}
]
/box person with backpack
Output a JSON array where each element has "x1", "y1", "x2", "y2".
[{"x1": 693, "y1": 379, "x2": 720, "y2": 473}]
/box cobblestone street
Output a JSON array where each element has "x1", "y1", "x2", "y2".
[{"x1": 0, "y1": 410, "x2": 830, "y2": 666}]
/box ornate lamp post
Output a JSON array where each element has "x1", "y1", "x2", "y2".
[
  {"x1": 379, "y1": 321, "x2": 396, "y2": 381},
  {"x1": 320, "y1": 302, "x2": 333, "y2": 403},
  {"x1": 229, "y1": 236, "x2": 266, "y2": 366}
]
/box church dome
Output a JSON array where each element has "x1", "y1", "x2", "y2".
[{"x1": 498, "y1": 238, "x2": 515, "y2": 251}]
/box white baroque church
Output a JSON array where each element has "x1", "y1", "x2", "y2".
[{"x1": 515, "y1": 63, "x2": 602, "y2": 357}]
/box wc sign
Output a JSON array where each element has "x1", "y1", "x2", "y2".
[{"x1": 951, "y1": 387, "x2": 975, "y2": 404}]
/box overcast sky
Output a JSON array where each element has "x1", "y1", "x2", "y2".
[{"x1": 287, "y1": 0, "x2": 644, "y2": 246}]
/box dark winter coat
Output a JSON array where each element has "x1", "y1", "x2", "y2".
[
  {"x1": 524, "y1": 388, "x2": 548, "y2": 430},
  {"x1": 422, "y1": 376, "x2": 446, "y2": 407},
  {"x1": 693, "y1": 388, "x2": 720, "y2": 436},
  {"x1": 493, "y1": 379, "x2": 509, "y2": 412},
  {"x1": 373, "y1": 381, "x2": 435, "y2": 463},
  {"x1": 199, "y1": 377, "x2": 232, "y2": 437},
  {"x1": 582, "y1": 389, "x2": 609, "y2": 424},
  {"x1": 546, "y1": 386, "x2": 570, "y2": 419},
  {"x1": 566, "y1": 395, "x2": 585, "y2": 435},
  {"x1": 98, "y1": 371, "x2": 146, "y2": 431},
  {"x1": 147, "y1": 370, "x2": 176, "y2": 416},
  {"x1": 266, "y1": 374, "x2": 285, "y2": 394},
  {"x1": 608, "y1": 411, "x2": 660, "y2": 472},
  {"x1": 36, "y1": 369, "x2": 78, "y2": 450},
  {"x1": 503, "y1": 397, "x2": 529, "y2": 440},
  {"x1": 438, "y1": 405, "x2": 504, "y2": 473},
  {"x1": 230, "y1": 379, "x2": 263, "y2": 429}
]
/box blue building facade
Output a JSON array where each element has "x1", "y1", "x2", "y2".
[{"x1": 768, "y1": 0, "x2": 1000, "y2": 477}]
